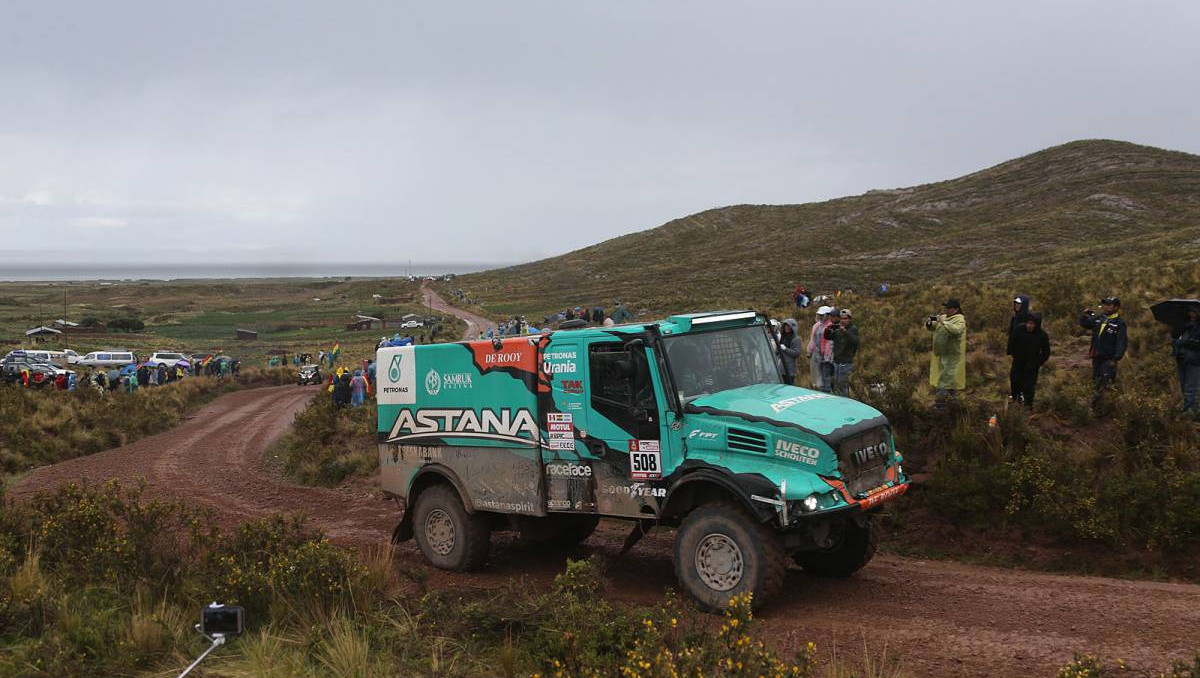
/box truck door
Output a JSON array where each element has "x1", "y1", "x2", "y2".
[{"x1": 582, "y1": 339, "x2": 670, "y2": 517}]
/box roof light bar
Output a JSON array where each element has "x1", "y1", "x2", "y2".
[{"x1": 691, "y1": 311, "x2": 757, "y2": 325}]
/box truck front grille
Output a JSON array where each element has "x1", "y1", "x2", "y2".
[
  {"x1": 727, "y1": 428, "x2": 767, "y2": 453},
  {"x1": 836, "y1": 426, "x2": 892, "y2": 496}
]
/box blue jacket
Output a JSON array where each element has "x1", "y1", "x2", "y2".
[{"x1": 1079, "y1": 311, "x2": 1127, "y2": 361}]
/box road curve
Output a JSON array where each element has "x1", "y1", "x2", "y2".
[
  {"x1": 422, "y1": 284, "x2": 492, "y2": 340},
  {"x1": 8, "y1": 385, "x2": 1199, "y2": 677}
]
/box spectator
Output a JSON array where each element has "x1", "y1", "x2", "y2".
[
  {"x1": 807, "y1": 306, "x2": 834, "y2": 391},
  {"x1": 1079, "y1": 296, "x2": 1127, "y2": 412},
  {"x1": 611, "y1": 301, "x2": 633, "y2": 324},
  {"x1": 1009, "y1": 312, "x2": 1051, "y2": 408},
  {"x1": 824, "y1": 309, "x2": 860, "y2": 397},
  {"x1": 776, "y1": 319, "x2": 802, "y2": 385},
  {"x1": 792, "y1": 284, "x2": 810, "y2": 309},
  {"x1": 927, "y1": 298, "x2": 967, "y2": 407},
  {"x1": 350, "y1": 370, "x2": 369, "y2": 407},
  {"x1": 1005, "y1": 295, "x2": 1032, "y2": 401},
  {"x1": 1171, "y1": 306, "x2": 1200, "y2": 419}
]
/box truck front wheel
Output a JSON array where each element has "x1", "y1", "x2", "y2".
[
  {"x1": 412, "y1": 485, "x2": 491, "y2": 571},
  {"x1": 674, "y1": 502, "x2": 786, "y2": 611},
  {"x1": 792, "y1": 517, "x2": 876, "y2": 577}
]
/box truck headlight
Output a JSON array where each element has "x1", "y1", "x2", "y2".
[{"x1": 802, "y1": 495, "x2": 819, "y2": 512}]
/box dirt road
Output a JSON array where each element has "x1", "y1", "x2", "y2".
[
  {"x1": 422, "y1": 284, "x2": 492, "y2": 340},
  {"x1": 10, "y1": 386, "x2": 1199, "y2": 677}
]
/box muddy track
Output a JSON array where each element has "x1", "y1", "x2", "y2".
[
  {"x1": 422, "y1": 284, "x2": 492, "y2": 340},
  {"x1": 9, "y1": 388, "x2": 1199, "y2": 677}
]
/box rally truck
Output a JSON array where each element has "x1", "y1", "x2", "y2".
[{"x1": 377, "y1": 310, "x2": 908, "y2": 609}]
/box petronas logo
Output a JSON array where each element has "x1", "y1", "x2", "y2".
[
  {"x1": 388, "y1": 354, "x2": 404, "y2": 382},
  {"x1": 424, "y1": 369, "x2": 442, "y2": 396}
]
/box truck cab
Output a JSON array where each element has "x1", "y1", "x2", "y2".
[{"x1": 377, "y1": 310, "x2": 908, "y2": 609}]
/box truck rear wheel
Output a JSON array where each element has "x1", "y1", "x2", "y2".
[
  {"x1": 412, "y1": 484, "x2": 490, "y2": 571},
  {"x1": 792, "y1": 517, "x2": 876, "y2": 577},
  {"x1": 674, "y1": 502, "x2": 785, "y2": 611}
]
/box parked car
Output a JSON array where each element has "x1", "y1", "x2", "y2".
[
  {"x1": 1, "y1": 352, "x2": 73, "y2": 387},
  {"x1": 37, "y1": 349, "x2": 82, "y2": 366},
  {"x1": 77, "y1": 350, "x2": 137, "y2": 368},
  {"x1": 400, "y1": 320, "x2": 424, "y2": 329},
  {"x1": 148, "y1": 352, "x2": 189, "y2": 367},
  {"x1": 297, "y1": 364, "x2": 323, "y2": 386}
]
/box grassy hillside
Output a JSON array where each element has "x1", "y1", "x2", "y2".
[{"x1": 450, "y1": 139, "x2": 1200, "y2": 317}]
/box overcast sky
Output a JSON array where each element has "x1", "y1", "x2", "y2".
[{"x1": 2, "y1": 1, "x2": 1197, "y2": 267}]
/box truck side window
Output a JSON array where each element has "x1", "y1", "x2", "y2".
[{"x1": 589, "y1": 343, "x2": 658, "y2": 438}]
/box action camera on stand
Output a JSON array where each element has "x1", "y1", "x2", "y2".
[
  {"x1": 176, "y1": 603, "x2": 246, "y2": 678},
  {"x1": 201, "y1": 603, "x2": 244, "y2": 637}
]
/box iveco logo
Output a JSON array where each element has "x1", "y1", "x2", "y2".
[{"x1": 851, "y1": 442, "x2": 889, "y2": 467}]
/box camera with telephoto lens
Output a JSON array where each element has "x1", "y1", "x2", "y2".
[
  {"x1": 925, "y1": 314, "x2": 938, "y2": 329},
  {"x1": 201, "y1": 603, "x2": 244, "y2": 637}
]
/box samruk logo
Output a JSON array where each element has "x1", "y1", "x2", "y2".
[{"x1": 425, "y1": 369, "x2": 442, "y2": 395}]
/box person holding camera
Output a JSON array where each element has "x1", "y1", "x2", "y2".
[
  {"x1": 1078, "y1": 296, "x2": 1127, "y2": 411},
  {"x1": 926, "y1": 298, "x2": 967, "y2": 407},
  {"x1": 823, "y1": 309, "x2": 859, "y2": 396}
]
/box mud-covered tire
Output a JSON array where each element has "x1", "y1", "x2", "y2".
[
  {"x1": 792, "y1": 517, "x2": 877, "y2": 577},
  {"x1": 674, "y1": 502, "x2": 786, "y2": 612},
  {"x1": 412, "y1": 484, "x2": 490, "y2": 571}
]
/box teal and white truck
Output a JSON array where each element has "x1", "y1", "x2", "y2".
[{"x1": 377, "y1": 310, "x2": 908, "y2": 608}]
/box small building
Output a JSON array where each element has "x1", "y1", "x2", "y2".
[
  {"x1": 51, "y1": 319, "x2": 79, "y2": 330},
  {"x1": 345, "y1": 315, "x2": 385, "y2": 331},
  {"x1": 25, "y1": 326, "x2": 63, "y2": 344},
  {"x1": 235, "y1": 328, "x2": 258, "y2": 341}
]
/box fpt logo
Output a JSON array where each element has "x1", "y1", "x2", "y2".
[
  {"x1": 389, "y1": 354, "x2": 404, "y2": 381},
  {"x1": 425, "y1": 369, "x2": 442, "y2": 396}
]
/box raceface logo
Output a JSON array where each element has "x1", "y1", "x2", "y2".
[{"x1": 387, "y1": 407, "x2": 540, "y2": 446}]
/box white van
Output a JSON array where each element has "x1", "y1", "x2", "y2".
[
  {"x1": 148, "y1": 352, "x2": 188, "y2": 367},
  {"x1": 78, "y1": 351, "x2": 137, "y2": 368}
]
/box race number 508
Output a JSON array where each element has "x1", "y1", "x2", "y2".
[{"x1": 629, "y1": 440, "x2": 662, "y2": 480}]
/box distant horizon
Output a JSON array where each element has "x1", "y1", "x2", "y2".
[{"x1": 0, "y1": 261, "x2": 511, "y2": 282}]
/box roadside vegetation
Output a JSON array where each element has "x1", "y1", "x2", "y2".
[
  {"x1": 0, "y1": 369, "x2": 294, "y2": 480},
  {"x1": 0, "y1": 482, "x2": 837, "y2": 678}
]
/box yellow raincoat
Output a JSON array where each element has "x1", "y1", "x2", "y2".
[{"x1": 928, "y1": 312, "x2": 967, "y2": 390}]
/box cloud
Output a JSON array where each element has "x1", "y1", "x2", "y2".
[
  {"x1": 21, "y1": 190, "x2": 54, "y2": 206},
  {"x1": 72, "y1": 216, "x2": 129, "y2": 229}
]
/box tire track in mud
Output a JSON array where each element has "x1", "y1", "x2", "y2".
[{"x1": 9, "y1": 387, "x2": 1200, "y2": 677}]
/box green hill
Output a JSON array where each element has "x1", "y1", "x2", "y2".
[{"x1": 455, "y1": 139, "x2": 1200, "y2": 316}]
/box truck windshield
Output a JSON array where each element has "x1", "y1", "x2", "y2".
[{"x1": 663, "y1": 325, "x2": 781, "y2": 401}]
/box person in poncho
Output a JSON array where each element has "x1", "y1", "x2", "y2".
[{"x1": 927, "y1": 298, "x2": 967, "y2": 406}]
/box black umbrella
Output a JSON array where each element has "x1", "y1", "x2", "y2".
[{"x1": 1150, "y1": 299, "x2": 1200, "y2": 334}]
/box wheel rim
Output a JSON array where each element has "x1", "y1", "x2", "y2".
[
  {"x1": 694, "y1": 533, "x2": 744, "y2": 592},
  {"x1": 424, "y1": 509, "x2": 456, "y2": 556}
]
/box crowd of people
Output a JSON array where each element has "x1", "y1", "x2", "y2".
[
  {"x1": 82, "y1": 355, "x2": 240, "y2": 395},
  {"x1": 771, "y1": 293, "x2": 1200, "y2": 420},
  {"x1": 327, "y1": 360, "x2": 376, "y2": 409}
]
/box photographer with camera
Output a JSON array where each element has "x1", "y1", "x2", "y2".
[
  {"x1": 1079, "y1": 296, "x2": 1127, "y2": 412},
  {"x1": 823, "y1": 308, "x2": 859, "y2": 396},
  {"x1": 926, "y1": 298, "x2": 967, "y2": 408}
]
